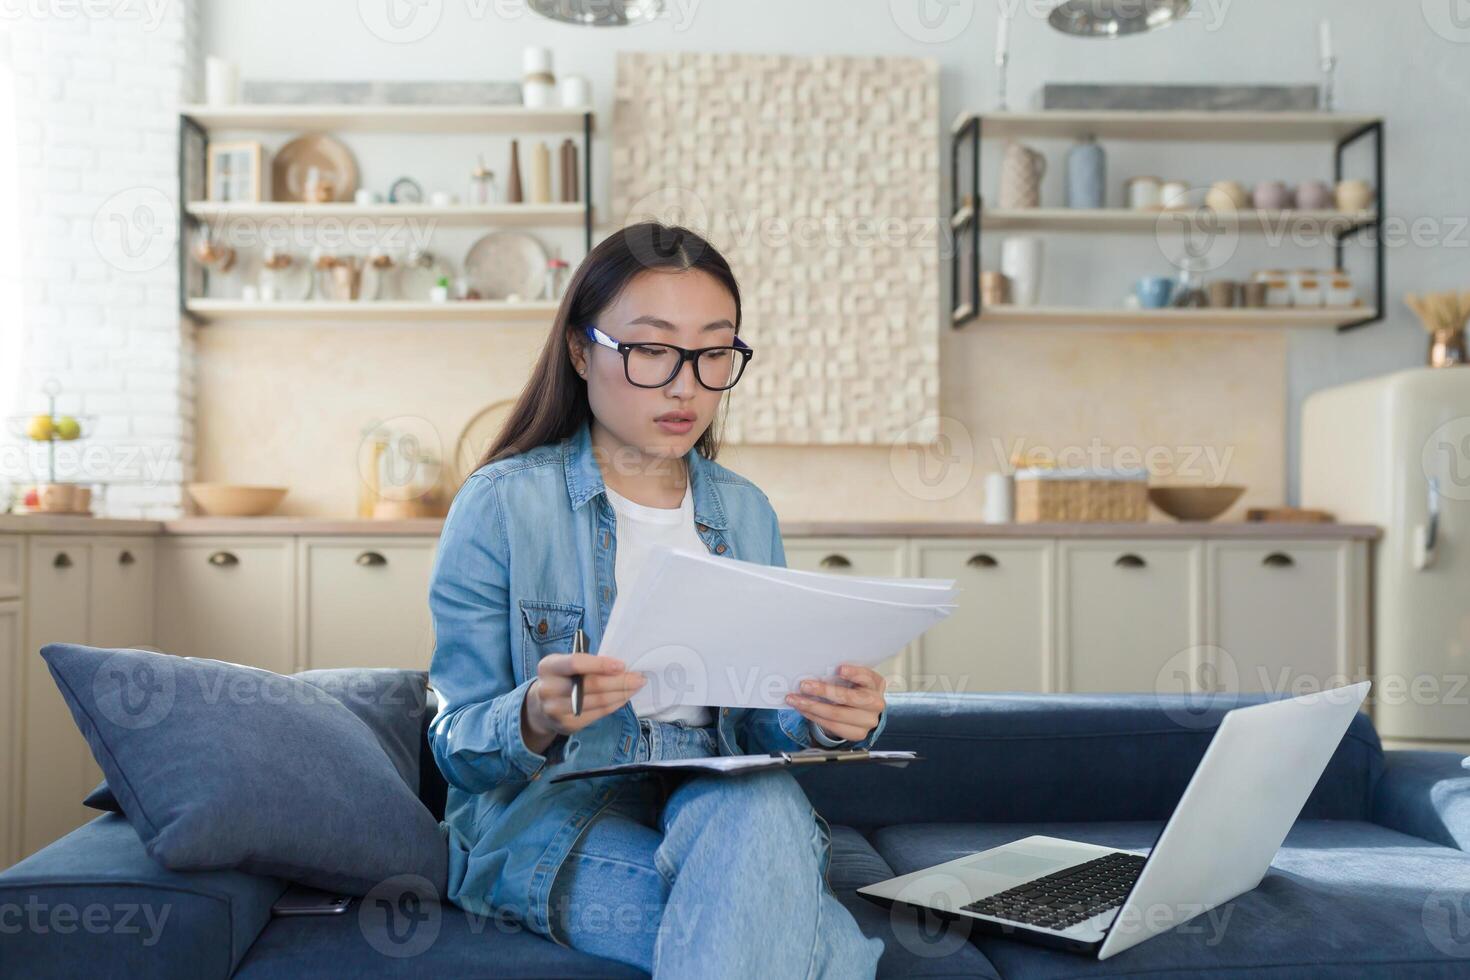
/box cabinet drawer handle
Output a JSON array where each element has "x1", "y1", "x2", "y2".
[
  {"x1": 1114, "y1": 553, "x2": 1147, "y2": 569},
  {"x1": 118, "y1": 550, "x2": 135, "y2": 566},
  {"x1": 356, "y1": 551, "x2": 388, "y2": 567},
  {"x1": 966, "y1": 553, "x2": 999, "y2": 569},
  {"x1": 818, "y1": 554, "x2": 852, "y2": 570},
  {"x1": 52, "y1": 552, "x2": 72, "y2": 569},
  {"x1": 207, "y1": 551, "x2": 239, "y2": 568},
  {"x1": 1262, "y1": 552, "x2": 1295, "y2": 568}
]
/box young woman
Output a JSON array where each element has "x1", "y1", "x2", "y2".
[{"x1": 427, "y1": 222, "x2": 889, "y2": 977}]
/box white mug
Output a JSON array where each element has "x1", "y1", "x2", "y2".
[
  {"x1": 999, "y1": 237, "x2": 1044, "y2": 307},
  {"x1": 354, "y1": 188, "x2": 380, "y2": 206},
  {"x1": 428, "y1": 190, "x2": 458, "y2": 207}
]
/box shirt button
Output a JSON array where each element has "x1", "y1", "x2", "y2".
[
  {"x1": 715, "y1": 543, "x2": 727, "y2": 554},
  {"x1": 696, "y1": 523, "x2": 708, "y2": 532},
  {"x1": 537, "y1": 620, "x2": 548, "y2": 636}
]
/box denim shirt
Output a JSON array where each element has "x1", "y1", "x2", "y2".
[{"x1": 427, "y1": 418, "x2": 888, "y2": 945}]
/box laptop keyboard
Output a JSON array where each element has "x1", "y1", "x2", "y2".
[{"x1": 961, "y1": 851, "x2": 1146, "y2": 931}]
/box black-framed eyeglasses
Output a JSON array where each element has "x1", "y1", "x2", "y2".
[{"x1": 583, "y1": 325, "x2": 754, "y2": 391}]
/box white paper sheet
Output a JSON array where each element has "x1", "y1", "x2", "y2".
[{"x1": 600, "y1": 547, "x2": 957, "y2": 710}]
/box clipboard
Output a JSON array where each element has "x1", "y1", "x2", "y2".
[{"x1": 549, "y1": 748, "x2": 920, "y2": 783}]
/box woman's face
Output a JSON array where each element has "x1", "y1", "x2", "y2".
[{"x1": 571, "y1": 268, "x2": 739, "y2": 463}]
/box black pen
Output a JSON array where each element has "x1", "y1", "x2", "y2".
[{"x1": 570, "y1": 628, "x2": 588, "y2": 716}]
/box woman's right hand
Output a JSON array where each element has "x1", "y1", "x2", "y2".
[{"x1": 522, "y1": 652, "x2": 646, "y2": 753}]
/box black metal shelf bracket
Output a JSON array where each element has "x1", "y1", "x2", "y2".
[
  {"x1": 949, "y1": 114, "x2": 981, "y2": 328},
  {"x1": 178, "y1": 113, "x2": 207, "y2": 324},
  {"x1": 1332, "y1": 119, "x2": 1385, "y2": 333}
]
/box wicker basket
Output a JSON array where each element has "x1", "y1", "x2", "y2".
[{"x1": 1014, "y1": 470, "x2": 1148, "y2": 523}]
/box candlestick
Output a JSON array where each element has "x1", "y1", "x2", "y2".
[
  {"x1": 995, "y1": 7, "x2": 1012, "y2": 111},
  {"x1": 1318, "y1": 20, "x2": 1337, "y2": 112}
]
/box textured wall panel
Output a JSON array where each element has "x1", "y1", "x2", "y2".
[{"x1": 612, "y1": 52, "x2": 940, "y2": 445}]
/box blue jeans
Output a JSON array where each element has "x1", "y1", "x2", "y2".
[{"x1": 546, "y1": 718, "x2": 885, "y2": 978}]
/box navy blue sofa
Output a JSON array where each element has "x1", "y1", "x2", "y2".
[{"x1": 4, "y1": 676, "x2": 1470, "y2": 978}]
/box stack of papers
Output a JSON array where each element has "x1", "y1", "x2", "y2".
[{"x1": 599, "y1": 546, "x2": 959, "y2": 711}]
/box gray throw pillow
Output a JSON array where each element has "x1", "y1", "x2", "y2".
[
  {"x1": 43, "y1": 644, "x2": 447, "y2": 896},
  {"x1": 84, "y1": 667, "x2": 429, "y2": 813}
]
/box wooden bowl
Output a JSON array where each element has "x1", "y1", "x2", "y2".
[
  {"x1": 1148, "y1": 485, "x2": 1246, "y2": 522},
  {"x1": 187, "y1": 483, "x2": 288, "y2": 517}
]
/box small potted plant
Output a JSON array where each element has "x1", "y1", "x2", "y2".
[{"x1": 1405, "y1": 291, "x2": 1470, "y2": 368}]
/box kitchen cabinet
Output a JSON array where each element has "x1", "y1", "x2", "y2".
[
  {"x1": 156, "y1": 537, "x2": 296, "y2": 674},
  {"x1": 90, "y1": 538, "x2": 155, "y2": 650},
  {"x1": 0, "y1": 537, "x2": 20, "y2": 599},
  {"x1": 21, "y1": 538, "x2": 99, "y2": 859},
  {"x1": 1058, "y1": 540, "x2": 1205, "y2": 694},
  {"x1": 910, "y1": 539, "x2": 1054, "y2": 693},
  {"x1": 1205, "y1": 541, "x2": 1367, "y2": 695},
  {"x1": 782, "y1": 538, "x2": 911, "y2": 685},
  {"x1": 297, "y1": 538, "x2": 437, "y2": 671},
  {"x1": 1, "y1": 599, "x2": 22, "y2": 866}
]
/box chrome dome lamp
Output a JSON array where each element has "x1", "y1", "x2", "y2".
[
  {"x1": 528, "y1": 0, "x2": 663, "y2": 26},
  {"x1": 1048, "y1": 0, "x2": 1191, "y2": 37}
]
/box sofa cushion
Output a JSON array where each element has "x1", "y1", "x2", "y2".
[
  {"x1": 798, "y1": 692, "x2": 1383, "y2": 832},
  {"x1": 827, "y1": 824, "x2": 1002, "y2": 979},
  {"x1": 41, "y1": 644, "x2": 447, "y2": 897},
  {"x1": 83, "y1": 668, "x2": 430, "y2": 814},
  {"x1": 867, "y1": 820, "x2": 1470, "y2": 978},
  {"x1": 0, "y1": 815, "x2": 284, "y2": 980}
]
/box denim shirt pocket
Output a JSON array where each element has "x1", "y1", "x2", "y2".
[{"x1": 517, "y1": 599, "x2": 585, "y2": 682}]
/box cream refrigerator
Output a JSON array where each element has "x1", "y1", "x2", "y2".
[{"x1": 1301, "y1": 367, "x2": 1470, "y2": 747}]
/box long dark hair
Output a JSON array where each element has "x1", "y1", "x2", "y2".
[{"x1": 477, "y1": 222, "x2": 743, "y2": 469}]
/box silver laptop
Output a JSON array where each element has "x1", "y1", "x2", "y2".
[{"x1": 858, "y1": 682, "x2": 1371, "y2": 960}]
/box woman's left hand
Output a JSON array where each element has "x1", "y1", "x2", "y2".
[{"x1": 785, "y1": 663, "x2": 886, "y2": 743}]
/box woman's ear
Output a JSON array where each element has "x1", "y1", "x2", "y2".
[{"x1": 566, "y1": 334, "x2": 588, "y2": 378}]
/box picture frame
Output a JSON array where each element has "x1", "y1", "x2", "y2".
[{"x1": 206, "y1": 141, "x2": 266, "y2": 202}]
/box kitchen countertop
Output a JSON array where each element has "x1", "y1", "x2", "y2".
[{"x1": 0, "y1": 515, "x2": 1381, "y2": 539}]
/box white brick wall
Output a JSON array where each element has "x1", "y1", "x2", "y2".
[{"x1": 1, "y1": 0, "x2": 199, "y2": 518}]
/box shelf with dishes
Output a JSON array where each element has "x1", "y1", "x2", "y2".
[
  {"x1": 178, "y1": 101, "x2": 594, "y2": 322},
  {"x1": 972, "y1": 207, "x2": 1376, "y2": 235},
  {"x1": 178, "y1": 103, "x2": 593, "y2": 134},
  {"x1": 948, "y1": 109, "x2": 1385, "y2": 333},
  {"x1": 957, "y1": 305, "x2": 1373, "y2": 329},
  {"x1": 977, "y1": 110, "x2": 1381, "y2": 143},
  {"x1": 184, "y1": 299, "x2": 561, "y2": 324},
  {"x1": 185, "y1": 201, "x2": 591, "y2": 227}
]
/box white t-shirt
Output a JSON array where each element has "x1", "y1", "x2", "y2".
[{"x1": 603, "y1": 482, "x2": 714, "y2": 728}]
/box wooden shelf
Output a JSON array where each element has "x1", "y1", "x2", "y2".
[
  {"x1": 186, "y1": 299, "x2": 560, "y2": 324},
  {"x1": 179, "y1": 104, "x2": 592, "y2": 133},
  {"x1": 974, "y1": 110, "x2": 1381, "y2": 142},
  {"x1": 185, "y1": 201, "x2": 589, "y2": 227},
  {"x1": 979, "y1": 208, "x2": 1376, "y2": 234},
  {"x1": 967, "y1": 305, "x2": 1376, "y2": 329}
]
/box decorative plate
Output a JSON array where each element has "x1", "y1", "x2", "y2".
[
  {"x1": 271, "y1": 133, "x2": 359, "y2": 203},
  {"x1": 463, "y1": 231, "x2": 547, "y2": 301}
]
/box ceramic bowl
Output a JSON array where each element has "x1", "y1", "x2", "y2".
[
  {"x1": 186, "y1": 483, "x2": 288, "y2": 517},
  {"x1": 1148, "y1": 485, "x2": 1246, "y2": 522}
]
